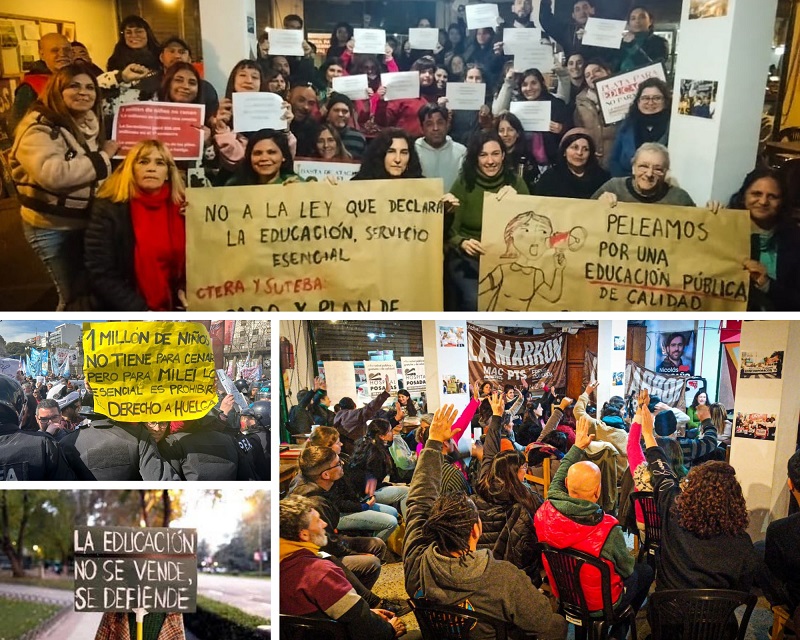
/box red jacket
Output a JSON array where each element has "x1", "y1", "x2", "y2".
[
  {"x1": 375, "y1": 96, "x2": 432, "y2": 138},
  {"x1": 21, "y1": 73, "x2": 50, "y2": 97},
  {"x1": 534, "y1": 500, "x2": 624, "y2": 611}
]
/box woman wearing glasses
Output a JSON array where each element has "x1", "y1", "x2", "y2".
[{"x1": 609, "y1": 77, "x2": 671, "y2": 177}]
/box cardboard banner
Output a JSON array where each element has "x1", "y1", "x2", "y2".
[
  {"x1": 477, "y1": 194, "x2": 750, "y2": 312},
  {"x1": 594, "y1": 63, "x2": 667, "y2": 125},
  {"x1": 185, "y1": 179, "x2": 444, "y2": 311},
  {"x1": 363, "y1": 360, "x2": 398, "y2": 397},
  {"x1": 293, "y1": 158, "x2": 361, "y2": 182},
  {"x1": 583, "y1": 352, "x2": 687, "y2": 409},
  {"x1": 401, "y1": 356, "x2": 426, "y2": 391},
  {"x1": 82, "y1": 321, "x2": 217, "y2": 422},
  {"x1": 467, "y1": 323, "x2": 567, "y2": 389},
  {"x1": 112, "y1": 103, "x2": 205, "y2": 160},
  {"x1": 74, "y1": 527, "x2": 197, "y2": 613}
]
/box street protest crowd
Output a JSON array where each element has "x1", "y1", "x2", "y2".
[
  {"x1": 7, "y1": 0, "x2": 800, "y2": 312},
  {"x1": 280, "y1": 377, "x2": 800, "y2": 639},
  {"x1": 0, "y1": 370, "x2": 270, "y2": 480}
]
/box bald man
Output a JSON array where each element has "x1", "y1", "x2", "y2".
[
  {"x1": 288, "y1": 85, "x2": 320, "y2": 156},
  {"x1": 535, "y1": 416, "x2": 653, "y2": 639},
  {"x1": 9, "y1": 33, "x2": 74, "y2": 136}
]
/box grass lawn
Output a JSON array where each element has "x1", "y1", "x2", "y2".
[
  {"x1": 0, "y1": 575, "x2": 73, "y2": 591},
  {"x1": 0, "y1": 596, "x2": 62, "y2": 639}
]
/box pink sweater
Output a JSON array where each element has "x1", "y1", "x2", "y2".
[
  {"x1": 627, "y1": 421, "x2": 646, "y2": 525},
  {"x1": 416, "y1": 398, "x2": 479, "y2": 475}
]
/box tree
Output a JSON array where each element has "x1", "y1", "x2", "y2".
[
  {"x1": 5, "y1": 342, "x2": 27, "y2": 358},
  {"x1": 239, "y1": 492, "x2": 271, "y2": 571},
  {"x1": 0, "y1": 491, "x2": 31, "y2": 576},
  {"x1": 214, "y1": 535, "x2": 252, "y2": 572},
  {"x1": 0, "y1": 335, "x2": 7, "y2": 357}
]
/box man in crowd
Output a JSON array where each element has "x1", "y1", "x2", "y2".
[
  {"x1": 289, "y1": 85, "x2": 321, "y2": 156},
  {"x1": 35, "y1": 398, "x2": 63, "y2": 434},
  {"x1": 325, "y1": 93, "x2": 367, "y2": 159},
  {"x1": 652, "y1": 398, "x2": 720, "y2": 467},
  {"x1": 535, "y1": 416, "x2": 653, "y2": 640},
  {"x1": 0, "y1": 374, "x2": 75, "y2": 480},
  {"x1": 539, "y1": 0, "x2": 603, "y2": 58},
  {"x1": 280, "y1": 495, "x2": 408, "y2": 639},
  {"x1": 405, "y1": 404, "x2": 567, "y2": 639},
  {"x1": 9, "y1": 32, "x2": 73, "y2": 135},
  {"x1": 657, "y1": 332, "x2": 692, "y2": 375},
  {"x1": 288, "y1": 377, "x2": 327, "y2": 435},
  {"x1": 58, "y1": 391, "x2": 84, "y2": 430},
  {"x1": 288, "y1": 445, "x2": 391, "y2": 606},
  {"x1": 238, "y1": 400, "x2": 271, "y2": 480},
  {"x1": 335, "y1": 375, "x2": 391, "y2": 456},
  {"x1": 415, "y1": 104, "x2": 466, "y2": 193}
]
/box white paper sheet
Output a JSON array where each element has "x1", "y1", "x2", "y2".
[
  {"x1": 513, "y1": 42, "x2": 555, "y2": 72},
  {"x1": 353, "y1": 28, "x2": 386, "y2": 54},
  {"x1": 266, "y1": 28, "x2": 304, "y2": 56},
  {"x1": 465, "y1": 3, "x2": 500, "y2": 30},
  {"x1": 510, "y1": 100, "x2": 552, "y2": 131},
  {"x1": 232, "y1": 92, "x2": 285, "y2": 133},
  {"x1": 381, "y1": 71, "x2": 420, "y2": 101},
  {"x1": 502, "y1": 26, "x2": 542, "y2": 55},
  {"x1": 445, "y1": 82, "x2": 486, "y2": 110},
  {"x1": 408, "y1": 27, "x2": 440, "y2": 50},
  {"x1": 581, "y1": 17, "x2": 627, "y2": 49},
  {"x1": 332, "y1": 74, "x2": 370, "y2": 100}
]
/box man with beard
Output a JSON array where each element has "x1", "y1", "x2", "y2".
[
  {"x1": 656, "y1": 332, "x2": 692, "y2": 375},
  {"x1": 280, "y1": 495, "x2": 407, "y2": 639},
  {"x1": 375, "y1": 56, "x2": 441, "y2": 138}
]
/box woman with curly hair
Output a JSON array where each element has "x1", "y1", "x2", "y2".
[
  {"x1": 639, "y1": 390, "x2": 758, "y2": 593},
  {"x1": 351, "y1": 128, "x2": 422, "y2": 180}
]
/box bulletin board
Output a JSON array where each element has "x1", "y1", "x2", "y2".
[{"x1": 0, "y1": 13, "x2": 77, "y2": 77}]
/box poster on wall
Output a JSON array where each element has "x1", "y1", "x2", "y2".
[
  {"x1": 740, "y1": 351, "x2": 784, "y2": 379},
  {"x1": 321, "y1": 361, "x2": 358, "y2": 408},
  {"x1": 612, "y1": 371, "x2": 624, "y2": 386},
  {"x1": 439, "y1": 326, "x2": 466, "y2": 348},
  {"x1": 363, "y1": 360, "x2": 398, "y2": 397},
  {"x1": 467, "y1": 323, "x2": 566, "y2": 389},
  {"x1": 734, "y1": 412, "x2": 777, "y2": 441},
  {"x1": 613, "y1": 336, "x2": 626, "y2": 350},
  {"x1": 689, "y1": 0, "x2": 728, "y2": 19},
  {"x1": 442, "y1": 374, "x2": 467, "y2": 395},
  {"x1": 678, "y1": 79, "x2": 719, "y2": 119},
  {"x1": 401, "y1": 356, "x2": 426, "y2": 391},
  {"x1": 656, "y1": 331, "x2": 695, "y2": 376}
]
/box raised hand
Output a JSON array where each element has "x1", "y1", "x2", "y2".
[
  {"x1": 585, "y1": 380, "x2": 598, "y2": 396},
  {"x1": 559, "y1": 396, "x2": 573, "y2": 411},
  {"x1": 429, "y1": 404, "x2": 459, "y2": 443},
  {"x1": 575, "y1": 415, "x2": 595, "y2": 450},
  {"x1": 488, "y1": 391, "x2": 504, "y2": 417}
]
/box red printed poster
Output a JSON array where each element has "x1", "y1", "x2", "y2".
[{"x1": 112, "y1": 102, "x2": 205, "y2": 161}]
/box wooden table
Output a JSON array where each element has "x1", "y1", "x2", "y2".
[{"x1": 765, "y1": 140, "x2": 800, "y2": 154}]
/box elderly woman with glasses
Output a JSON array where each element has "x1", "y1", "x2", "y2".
[{"x1": 609, "y1": 77, "x2": 671, "y2": 177}]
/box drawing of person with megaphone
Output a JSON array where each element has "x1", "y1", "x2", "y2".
[{"x1": 479, "y1": 210, "x2": 587, "y2": 311}]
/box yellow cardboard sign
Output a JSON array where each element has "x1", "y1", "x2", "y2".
[
  {"x1": 82, "y1": 322, "x2": 217, "y2": 422},
  {"x1": 478, "y1": 194, "x2": 751, "y2": 311},
  {"x1": 184, "y1": 179, "x2": 445, "y2": 311}
]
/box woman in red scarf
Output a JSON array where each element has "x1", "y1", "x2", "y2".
[{"x1": 85, "y1": 139, "x2": 186, "y2": 310}]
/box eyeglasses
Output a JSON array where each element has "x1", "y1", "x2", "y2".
[
  {"x1": 322, "y1": 460, "x2": 344, "y2": 473},
  {"x1": 639, "y1": 95, "x2": 664, "y2": 103},
  {"x1": 37, "y1": 415, "x2": 59, "y2": 423}
]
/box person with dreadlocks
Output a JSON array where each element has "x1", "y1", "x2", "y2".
[{"x1": 403, "y1": 404, "x2": 567, "y2": 640}]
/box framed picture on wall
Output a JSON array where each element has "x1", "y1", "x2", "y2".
[{"x1": 60, "y1": 22, "x2": 75, "y2": 42}]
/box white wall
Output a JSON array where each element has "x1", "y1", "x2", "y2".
[{"x1": 0, "y1": 0, "x2": 118, "y2": 71}]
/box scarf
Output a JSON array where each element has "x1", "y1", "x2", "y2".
[
  {"x1": 625, "y1": 176, "x2": 670, "y2": 204},
  {"x1": 129, "y1": 184, "x2": 186, "y2": 311},
  {"x1": 633, "y1": 110, "x2": 670, "y2": 148},
  {"x1": 752, "y1": 222, "x2": 778, "y2": 280},
  {"x1": 279, "y1": 538, "x2": 320, "y2": 562}
]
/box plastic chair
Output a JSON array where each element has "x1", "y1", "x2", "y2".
[
  {"x1": 629, "y1": 492, "x2": 662, "y2": 569},
  {"x1": 540, "y1": 545, "x2": 637, "y2": 640},
  {"x1": 649, "y1": 589, "x2": 756, "y2": 640},
  {"x1": 279, "y1": 613, "x2": 347, "y2": 640},
  {"x1": 408, "y1": 597, "x2": 537, "y2": 639}
]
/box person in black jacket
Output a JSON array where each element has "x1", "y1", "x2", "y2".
[
  {"x1": 238, "y1": 401, "x2": 270, "y2": 480},
  {"x1": 533, "y1": 128, "x2": 610, "y2": 198},
  {"x1": 475, "y1": 392, "x2": 544, "y2": 582},
  {"x1": 728, "y1": 168, "x2": 800, "y2": 311},
  {"x1": 638, "y1": 390, "x2": 759, "y2": 593},
  {"x1": 85, "y1": 139, "x2": 186, "y2": 311},
  {"x1": 617, "y1": 6, "x2": 669, "y2": 73},
  {"x1": 0, "y1": 374, "x2": 76, "y2": 481}
]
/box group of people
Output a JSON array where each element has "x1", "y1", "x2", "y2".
[
  {"x1": 0, "y1": 371, "x2": 270, "y2": 481},
  {"x1": 280, "y1": 379, "x2": 800, "y2": 639},
  {"x1": 6, "y1": 2, "x2": 799, "y2": 311}
]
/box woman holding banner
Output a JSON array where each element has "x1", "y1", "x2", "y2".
[
  {"x1": 85, "y1": 139, "x2": 186, "y2": 311},
  {"x1": 95, "y1": 612, "x2": 185, "y2": 640},
  {"x1": 728, "y1": 168, "x2": 800, "y2": 311},
  {"x1": 10, "y1": 62, "x2": 118, "y2": 311},
  {"x1": 445, "y1": 130, "x2": 529, "y2": 311}
]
